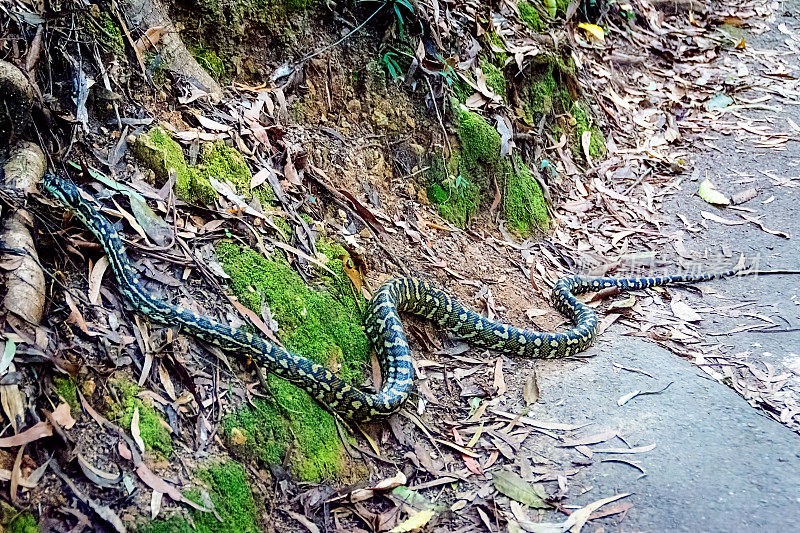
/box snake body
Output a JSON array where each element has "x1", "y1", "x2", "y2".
[{"x1": 44, "y1": 174, "x2": 744, "y2": 420}]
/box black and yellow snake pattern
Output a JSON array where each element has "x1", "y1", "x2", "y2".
[{"x1": 45, "y1": 174, "x2": 745, "y2": 420}]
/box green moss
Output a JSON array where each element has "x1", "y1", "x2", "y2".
[
  {"x1": 53, "y1": 377, "x2": 79, "y2": 414},
  {"x1": 87, "y1": 11, "x2": 124, "y2": 55},
  {"x1": 458, "y1": 108, "x2": 502, "y2": 172},
  {"x1": 133, "y1": 127, "x2": 217, "y2": 205},
  {"x1": 426, "y1": 109, "x2": 503, "y2": 228},
  {"x1": 221, "y1": 398, "x2": 288, "y2": 466},
  {"x1": 452, "y1": 77, "x2": 474, "y2": 104},
  {"x1": 426, "y1": 151, "x2": 478, "y2": 227},
  {"x1": 8, "y1": 512, "x2": 38, "y2": 533},
  {"x1": 518, "y1": 1, "x2": 545, "y2": 31},
  {"x1": 485, "y1": 32, "x2": 509, "y2": 65},
  {"x1": 555, "y1": 0, "x2": 571, "y2": 16},
  {"x1": 108, "y1": 379, "x2": 173, "y2": 457},
  {"x1": 190, "y1": 461, "x2": 259, "y2": 533},
  {"x1": 272, "y1": 215, "x2": 291, "y2": 241},
  {"x1": 427, "y1": 106, "x2": 552, "y2": 233},
  {"x1": 198, "y1": 141, "x2": 272, "y2": 204},
  {"x1": 479, "y1": 58, "x2": 507, "y2": 100},
  {"x1": 520, "y1": 64, "x2": 570, "y2": 124},
  {"x1": 571, "y1": 102, "x2": 606, "y2": 160},
  {"x1": 142, "y1": 461, "x2": 259, "y2": 533},
  {"x1": 215, "y1": 242, "x2": 369, "y2": 481},
  {"x1": 133, "y1": 131, "x2": 268, "y2": 206},
  {"x1": 190, "y1": 46, "x2": 226, "y2": 81},
  {"x1": 139, "y1": 516, "x2": 193, "y2": 533},
  {"x1": 502, "y1": 157, "x2": 549, "y2": 235}
]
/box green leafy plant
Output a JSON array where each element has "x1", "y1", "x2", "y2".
[
  {"x1": 381, "y1": 51, "x2": 404, "y2": 80},
  {"x1": 362, "y1": 0, "x2": 416, "y2": 38}
]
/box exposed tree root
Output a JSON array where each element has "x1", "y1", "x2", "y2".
[
  {"x1": 0, "y1": 60, "x2": 35, "y2": 142},
  {"x1": 2, "y1": 141, "x2": 46, "y2": 326},
  {"x1": 118, "y1": 0, "x2": 223, "y2": 99}
]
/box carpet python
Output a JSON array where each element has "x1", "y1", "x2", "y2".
[{"x1": 45, "y1": 173, "x2": 749, "y2": 421}]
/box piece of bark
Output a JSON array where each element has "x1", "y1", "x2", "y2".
[
  {"x1": 2, "y1": 142, "x2": 47, "y2": 324},
  {"x1": 1, "y1": 142, "x2": 46, "y2": 433},
  {"x1": 117, "y1": 0, "x2": 222, "y2": 99},
  {"x1": 0, "y1": 61, "x2": 35, "y2": 142}
]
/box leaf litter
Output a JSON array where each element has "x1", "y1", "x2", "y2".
[{"x1": 5, "y1": 0, "x2": 799, "y2": 529}]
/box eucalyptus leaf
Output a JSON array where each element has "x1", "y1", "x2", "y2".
[{"x1": 493, "y1": 468, "x2": 550, "y2": 508}]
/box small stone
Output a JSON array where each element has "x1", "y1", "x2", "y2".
[
  {"x1": 409, "y1": 143, "x2": 425, "y2": 156},
  {"x1": 230, "y1": 427, "x2": 247, "y2": 446},
  {"x1": 346, "y1": 99, "x2": 361, "y2": 115},
  {"x1": 372, "y1": 109, "x2": 389, "y2": 128},
  {"x1": 81, "y1": 378, "x2": 96, "y2": 398}
]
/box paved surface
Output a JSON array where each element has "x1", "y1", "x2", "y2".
[
  {"x1": 527, "y1": 337, "x2": 800, "y2": 532},
  {"x1": 521, "y1": 6, "x2": 800, "y2": 531}
]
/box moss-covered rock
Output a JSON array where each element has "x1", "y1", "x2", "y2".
[
  {"x1": 215, "y1": 241, "x2": 369, "y2": 481},
  {"x1": 141, "y1": 460, "x2": 259, "y2": 533},
  {"x1": 107, "y1": 379, "x2": 173, "y2": 457},
  {"x1": 133, "y1": 129, "x2": 272, "y2": 206},
  {"x1": 520, "y1": 63, "x2": 571, "y2": 124},
  {"x1": 458, "y1": 107, "x2": 502, "y2": 176},
  {"x1": 133, "y1": 127, "x2": 217, "y2": 205},
  {"x1": 197, "y1": 141, "x2": 273, "y2": 204},
  {"x1": 479, "y1": 58, "x2": 507, "y2": 100},
  {"x1": 426, "y1": 106, "x2": 503, "y2": 228},
  {"x1": 503, "y1": 157, "x2": 549, "y2": 234},
  {"x1": 518, "y1": 1, "x2": 546, "y2": 31},
  {"x1": 426, "y1": 151, "x2": 480, "y2": 227},
  {"x1": 571, "y1": 101, "x2": 607, "y2": 160},
  {"x1": 426, "y1": 107, "x2": 551, "y2": 235}
]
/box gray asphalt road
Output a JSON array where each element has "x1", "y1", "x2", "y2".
[
  {"x1": 521, "y1": 5, "x2": 800, "y2": 531},
  {"x1": 526, "y1": 337, "x2": 800, "y2": 532}
]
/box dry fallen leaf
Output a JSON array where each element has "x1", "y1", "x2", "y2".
[
  {"x1": 731, "y1": 187, "x2": 758, "y2": 205},
  {"x1": 350, "y1": 471, "x2": 407, "y2": 502},
  {"x1": 131, "y1": 406, "x2": 145, "y2": 454},
  {"x1": 151, "y1": 490, "x2": 163, "y2": 520},
  {"x1": 523, "y1": 370, "x2": 539, "y2": 406},
  {"x1": 520, "y1": 492, "x2": 631, "y2": 532},
  {"x1": 64, "y1": 292, "x2": 98, "y2": 336},
  {"x1": 134, "y1": 26, "x2": 167, "y2": 55},
  {"x1": 671, "y1": 300, "x2": 701, "y2": 322},
  {"x1": 88, "y1": 256, "x2": 109, "y2": 305},
  {"x1": 493, "y1": 358, "x2": 507, "y2": 396},
  {"x1": 389, "y1": 509, "x2": 436, "y2": 533},
  {"x1": 701, "y1": 211, "x2": 745, "y2": 226}
]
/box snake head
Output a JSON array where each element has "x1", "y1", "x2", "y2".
[{"x1": 43, "y1": 173, "x2": 81, "y2": 207}]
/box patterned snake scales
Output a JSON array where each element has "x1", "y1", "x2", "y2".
[{"x1": 45, "y1": 174, "x2": 755, "y2": 421}]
